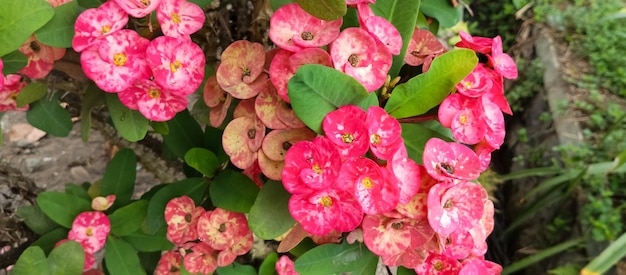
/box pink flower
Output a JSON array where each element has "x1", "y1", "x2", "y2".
[
  {"x1": 481, "y1": 96, "x2": 505, "y2": 149},
  {"x1": 156, "y1": 0, "x2": 205, "y2": 39},
  {"x1": 405, "y1": 28, "x2": 445, "y2": 66},
  {"x1": 438, "y1": 93, "x2": 488, "y2": 145},
  {"x1": 346, "y1": 0, "x2": 376, "y2": 5},
  {"x1": 269, "y1": 48, "x2": 333, "y2": 102},
  {"x1": 164, "y1": 196, "x2": 205, "y2": 245},
  {"x1": 289, "y1": 188, "x2": 363, "y2": 235},
  {"x1": 322, "y1": 105, "x2": 369, "y2": 159},
  {"x1": 490, "y1": 36, "x2": 518, "y2": 79},
  {"x1": 360, "y1": 14, "x2": 402, "y2": 55},
  {"x1": 216, "y1": 231, "x2": 253, "y2": 267},
  {"x1": 366, "y1": 106, "x2": 403, "y2": 160},
  {"x1": 282, "y1": 137, "x2": 342, "y2": 195},
  {"x1": 468, "y1": 200, "x2": 495, "y2": 257},
  {"x1": 72, "y1": 1, "x2": 129, "y2": 52},
  {"x1": 456, "y1": 64, "x2": 494, "y2": 98},
  {"x1": 197, "y1": 208, "x2": 251, "y2": 251},
  {"x1": 216, "y1": 40, "x2": 267, "y2": 99},
  {"x1": 146, "y1": 36, "x2": 206, "y2": 95},
  {"x1": 81, "y1": 29, "x2": 150, "y2": 93},
  {"x1": 113, "y1": 0, "x2": 162, "y2": 18},
  {"x1": 455, "y1": 31, "x2": 493, "y2": 54},
  {"x1": 255, "y1": 82, "x2": 289, "y2": 130},
  {"x1": 118, "y1": 79, "x2": 188, "y2": 121},
  {"x1": 337, "y1": 157, "x2": 399, "y2": 214},
  {"x1": 362, "y1": 214, "x2": 434, "y2": 258},
  {"x1": 440, "y1": 230, "x2": 474, "y2": 260},
  {"x1": 46, "y1": 0, "x2": 72, "y2": 7},
  {"x1": 426, "y1": 182, "x2": 485, "y2": 235},
  {"x1": 422, "y1": 138, "x2": 481, "y2": 181},
  {"x1": 155, "y1": 251, "x2": 182, "y2": 275},
  {"x1": 388, "y1": 146, "x2": 421, "y2": 204},
  {"x1": 460, "y1": 258, "x2": 502, "y2": 275},
  {"x1": 183, "y1": 242, "x2": 218, "y2": 275},
  {"x1": 0, "y1": 75, "x2": 28, "y2": 112},
  {"x1": 269, "y1": 3, "x2": 342, "y2": 52},
  {"x1": 68, "y1": 211, "x2": 111, "y2": 254},
  {"x1": 276, "y1": 255, "x2": 299, "y2": 275},
  {"x1": 0, "y1": 59, "x2": 4, "y2": 90},
  {"x1": 222, "y1": 116, "x2": 265, "y2": 169},
  {"x1": 91, "y1": 195, "x2": 116, "y2": 211},
  {"x1": 18, "y1": 35, "x2": 66, "y2": 79},
  {"x1": 415, "y1": 253, "x2": 463, "y2": 274},
  {"x1": 203, "y1": 75, "x2": 233, "y2": 127}
]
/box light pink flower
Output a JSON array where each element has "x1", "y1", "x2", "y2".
[
  {"x1": 203, "y1": 75, "x2": 232, "y2": 127},
  {"x1": 361, "y1": 14, "x2": 402, "y2": 55},
  {"x1": 113, "y1": 0, "x2": 162, "y2": 18},
  {"x1": 183, "y1": 242, "x2": 218, "y2": 275},
  {"x1": 456, "y1": 64, "x2": 494, "y2": 98},
  {"x1": 118, "y1": 79, "x2": 188, "y2": 121},
  {"x1": 269, "y1": 3, "x2": 342, "y2": 52},
  {"x1": 427, "y1": 182, "x2": 485, "y2": 235},
  {"x1": 405, "y1": 28, "x2": 445, "y2": 66},
  {"x1": 438, "y1": 93, "x2": 488, "y2": 145},
  {"x1": 216, "y1": 40, "x2": 267, "y2": 99},
  {"x1": 289, "y1": 188, "x2": 363, "y2": 235},
  {"x1": 366, "y1": 106, "x2": 403, "y2": 160},
  {"x1": 18, "y1": 35, "x2": 66, "y2": 79},
  {"x1": 146, "y1": 36, "x2": 206, "y2": 95},
  {"x1": 468, "y1": 200, "x2": 495, "y2": 257},
  {"x1": 68, "y1": 211, "x2": 111, "y2": 254},
  {"x1": 156, "y1": 0, "x2": 205, "y2": 39},
  {"x1": 72, "y1": 1, "x2": 129, "y2": 52},
  {"x1": 422, "y1": 138, "x2": 481, "y2": 181},
  {"x1": 282, "y1": 137, "x2": 342, "y2": 195},
  {"x1": 196, "y1": 208, "x2": 250, "y2": 251},
  {"x1": 322, "y1": 105, "x2": 369, "y2": 159},
  {"x1": 164, "y1": 196, "x2": 205, "y2": 245},
  {"x1": 81, "y1": 29, "x2": 150, "y2": 93},
  {"x1": 91, "y1": 195, "x2": 116, "y2": 211},
  {"x1": 361, "y1": 214, "x2": 434, "y2": 257},
  {"x1": 0, "y1": 75, "x2": 28, "y2": 112},
  {"x1": 388, "y1": 146, "x2": 421, "y2": 204},
  {"x1": 440, "y1": 230, "x2": 474, "y2": 260},
  {"x1": 255, "y1": 83, "x2": 289, "y2": 130},
  {"x1": 216, "y1": 231, "x2": 253, "y2": 267},
  {"x1": 222, "y1": 116, "x2": 265, "y2": 169},
  {"x1": 155, "y1": 251, "x2": 182, "y2": 275},
  {"x1": 490, "y1": 36, "x2": 518, "y2": 79},
  {"x1": 276, "y1": 255, "x2": 299, "y2": 275}
]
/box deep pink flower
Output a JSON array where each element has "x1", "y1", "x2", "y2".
[
  {"x1": 81, "y1": 29, "x2": 150, "y2": 93},
  {"x1": 490, "y1": 36, "x2": 518, "y2": 79},
  {"x1": 68, "y1": 211, "x2": 111, "y2": 254},
  {"x1": 474, "y1": 139, "x2": 496, "y2": 173},
  {"x1": 456, "y1": 64, "x2": 494, "y2": 98},
  {"x1": 481, "y1": 96, "x2": 506, "y2": 149},
  {"x1": 388, "y1": 146, "x2": 421, "y2": 204},
  {"x1": 440, "y1": 230, "x2": 474, "y2": 260},
  {"x1": 415, "y1": 253, "x2": 463, "y2": 274},
  {"x1": 322, "y1": 105, "x2": 369, "y2": 159},
  {"x1": 183, "y1": 242, "x2": 218, "y2": 275},
  {"x1": 455, "y1": 31, "x2": 493, "y2": 54},
  {"x1": 337, "y1": 157, "x2": 399, "y2": 214},
  {"x1": 118, "y1": 79, "x2": 188, "y2": 121},
  {"x1": 427, "y1": 182, "x2": 485, "y2": 235},
  {"x1": 276, "y1": 255, "x2": 299, "y2": 275},
  {"x1": 216, "y1": 40, "x2": 267, "y2": 99},
  {"x1": 366, "y1": 106, "x2": 403, "y2": 160},
  {"x1": 18, "y1": 35, "x2": 66, "y2": 79},
  {"x1": 438, "y1": 93, "x2": 488, "y2": 145},
  {"x1": 269, "y1": 3, "x2": 342, "y2": 52},
  {"x1": 155, "y1": 251, "x2": 182, "y2": 275},
  {"x1": 197, "y1": 208, "x2": 250, "y2": 251},
  {"x1": 146, "y1": 36, "x2": 206, "y2": 95},
  {"x1": 422, "y1": 138, "x2": 481, "y2": 181},
  {"x1": 113, "y1": 0, "x2": 162, "y2": 18},
  {"x1": 289, "y1": 188, "x2": 363, "y2": 235},
  {"x1": 269, "y1": 48, "x2": 332, "y2": 102},
  {"x1": 482, "y1": 68, "x2": 512, "y2": 115},
  {"x1": 164, "y1": 196, "x2": 204, "y2": 245},
  {"x1": 362, "y1": 214, "x2": 434, "y2": 257},
  {"x1": 282, "y1": 137, "x2": 342, "y2": 195},
  {"x1": 405, "y1": 28, "x2": 445, "y2": 66},
  {"x1": 72, "y1": 1, "x2": 129, "y2": 52},
  {"x1": 156, "y1": 0, "x2": 204, "y2": 39},
  {"x1": 460, "y1": 258, "x2": 502, "y2": 275},
  {"x1": 0, "y1": 75, "x2": 28, "y2": 112}
]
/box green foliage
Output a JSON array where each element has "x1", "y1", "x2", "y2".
[
  {"x1": 0, "y1": 0, "x2": 54, "y2": 56},
  {"x1": 105, "y1": 237, "x2": 146, "y2": 275},
  {"x1": 248, "y1": 181, "x2": 295, "y2": 239},
  {"x1": 209, "y1": 169, "x2": 259, "y2": 213},
  {"x1": 1, "y1": 50, "x2": 28, "y2": 74},
  {"x1": 101, "y1": 148, "x2": 137, "y2": 209},
  {"x1": 105, "y1": 93, "x2": 149, "y2": 142},
  {"x1": 420, "y1": 0, "x2": 462, "y2": 28},
  {"x1": 26, "y1": 93, "x2": 73, "y2": 137},
  {"x1": 36, "y1": 192, "x2": 92, "y2": 228},
  {"x1": 505, "y1": 59, "x2": 544, "y2": 112},
  {"x1": 295, "y1": 0, "x2": 346, "y2": 20},
  {"x1": 34, "y1": 1, "x2": 80, "y2": 48},
  {"x1": 108, "y1": 200, "x2": 148, "y2": 236},
  {"x1": 184, "y1": 148, "x2": 220, "y2": 178},
  {"x1": 294, "y1": 242, "x2": 378, "y2": 275},
  {"x1": 11, "y1": 246, "x2": 49, "y2": 275}
]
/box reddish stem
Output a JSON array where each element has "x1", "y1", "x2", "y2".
[{"x1": 397, "y1": 114, "x2": 438, "y2": 124}]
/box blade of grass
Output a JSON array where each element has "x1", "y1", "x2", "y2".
[
  {"x1": 581, "y1": 231, "x2": 626, "y2": 275},
  {"x1": 502, "y1": 238, "x2": 584, "y2": 275},
  {"x1": 498, "y1": 166, "x2": 565, "y2": 181}
]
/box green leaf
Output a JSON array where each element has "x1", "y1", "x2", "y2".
[
  {"x1": 48, "y1": 240, "x2": 84, "y2": 275},
  {"x1": 248, "y1": 181, "x2": 295, "y2": 239},
  {"x1": 17, "y1": 204, "x2": 59, "y2": 235},
  {"x1": 294, "y1": 242, "x2": 378, "y2": 275},
  {"x1": 0, "y1": 0, "x2": 54, "y2": 56},
  {"x1": 582, "y1": 231, "x2": 626, "y2": 275},
  {"x1": 419, "y1": 0, "x2": 462, "y2": 28},
  {"x1": 498, "y1": 166, "x2": 565, "y2": 181},
  {"x1": 64, "y1": 183, "x2": 91, "y2": 200},
  {"x1": 123, "y1": 230, "x2": 174, "y2": 252},
  {"x1": 288, "y1": 64, "x2": 372, "y2": 133},
  {"x1": 31, "y1": 228, "x2": 69, "y2": 255},
  {"x1": 370, "y1": 0, "x2": 421, "y2": 77},
  {"x1": 294, "y1": 0, "x2": 346, "y2": 21},
  {"x1": 81, "y1": 82, "x2": 105, "y2": 142},
  {"x1": 105, "y1": 93, "x2": 149, "y2": 142},
  {"x1": 11, "y1": 246, "x2": 49, "y2": 275},
  {"x1": 36, "y1": 192, "x2": 91, "y2": 228},
  {"x1": 26, "y1": 93, "x2": 73, "y2": 137},
  {"x1": 76, "y1": 0, "x2": 102, "y2": 9},
  {"x1": 17, "y1": 82, "x2": 48, "y2": 107},
  {"x1": 138, "y1": 251, "x2": 161, "y2": 275},
  {"x1": 215, "y1": 262, "x2": 257, "y2": 275},
  {"x1": 270, "y1": 0, "x2": 293, "y2": 10},
  {"x1": 502, "y1": 238, "x2": 583, "y2": 275},
  {"x1": 188, "y1": 0, "x2": 214, "y2": 8},
  {"x1": 101, "y1": 148, "x2": 136, "y2": 209},
  {"x1": 146, "y1": 177, "x2": 207, "y2": 234},
  {"x1": 611, "y1": 148, "x2": 626, "y2": 171},
  {"x1": 184, "y1": 148, "x2": 219, "y2": 178},
  {"x1": 259, "y1": 252, "x2": 279, "y2": 275},
  {"x1": 209, "y1": 169, "x2": 259, "y2": 213},
  {"x1": 109, "y1": 200, "x2": 148, "y2": 236},
  {"x1": 384, "y1": 49, "x2": 477, "y2": 118},
  {"x1": 163, "y1": 109, "x2": 205, "y2": 158},
  {"x1": 401, "y1": 122, "x2": 453, "y2": 164},
  {"x1": 150, "y1": 121, "x2": 169, "y2": 135},
  {"x1": 34, "y1": 1, "x2": 80, "y2": 48},
  {"x1": 1, "y1": 50, "x2": 28, "y2": 75},
  {"x1": 203, "y1": 126, "x2": 229, "y2": 164},
  {"x1": 105, "y1": 237, "x2": 147, "y2": 275},
  {"x1": 397, "y1": 267, "x2": 416, "y2": 275}
]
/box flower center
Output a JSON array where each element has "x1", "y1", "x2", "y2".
[
  {"x1": 348, "y1": 54, "x2": 360, "y2": 67},
  {"x1": 312, "y1": 163, "x2": 322, "y2": 175},
  {"x1": 29, "y1": 41, "x2": 40, "y2": 52},
  {"x1": 370, "y1": 134, "x2": 381, "y2": 145},
  {"x1": 361, "y1": 177, "x2": 373, "y2": 189},
  {"x1": 170, "y1": 60, "x2": 182, "y2": 73},
  {"x1": 184, "y1": 213, "x2": 192, "y2": 222},
  {"x1": 301, "y1": 31, "x2": 314, "y2": 41},
  {"x1": 113, "y1": 53, "x2": 127, "y2": 66},
  {"x1": 391, "y1": 222, "x2": 403, "y2": 229},
  {"x1": 9, "y1": 93, "x2": 18, "y2": 101},
  {"x1": 341, "y1": 133, "x2": 354, "y2": 144},
  {"x1": 171, "y1": 12, "x2": 181, "y2": 24},
  {"x1": 140, "y1": 0, "x2": 150, "y2": 6},
  {"x1": 148, "y1": 88, "x2": 161, "y2": 98},
  {"x1": 85, "y1": 227, "x2": 93, "y2": 237},
  {"x1": 434, "y1": 261, "x2": 444, "y2": 271},
  {"x1": 459, "y1": 113, "x2": 467, "y2": 124},
  {"x1": 241, "y1": 68, "x2": 251, "y2": 80},
  {"x1": 101, "y1": 25, "x2": 111, "y2": 35},
  {"x1": 463, "y1": 80, "x2": 473, "y2": 89},
  {"x1": 440, "y1": 163, "x2": 454, "y2": 174},
  {"x1": 443, "y1": 199, "x2": 453, "y2": 209},
  {"x1": 320, "y1": 196, "x2": 333, "y2": 207},
  {"x1": 411, "y1": 50, "x2": 421, "y2": 56},
  {"x1": 247, "y1": 129, "x2": 256, "y2": 139},
  {"x1": 282, "y1": 141, "x2": 292, "y2": 151},
  {"x1": 218, "y1": 223, "x2": 226, "y2": 233}
]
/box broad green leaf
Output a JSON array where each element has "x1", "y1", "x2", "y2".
[
  {"x1": 76, "y1": 0, "x2": 102, "y2": 9},
  {"x1": 81, "y1": 82, "x2": 105, "y2": 141},
  {"x1": 101, "y1": 148, "x2": 136, "y2": 209},
  {"x1": 204, "y1": 126, "x2": 229, "y2": 164},
  {"x1": 295, "y1": 0, "x2": 346, "y2": 21},
  {"x1": 294, "y1": 242, "x2": 377, "y2": 275},
  {"x1": 34, "y1": 1, "x2": 80, "y2": 48},
  {"x1": 11, "y1": 246, "x2": 49, "y2": 275},
  {"x1": 31, "y1": 228, "x2": 69, "y2": 255},
  {"x1": 271, "y1": 0, "x2": 293, "y2": 10},
  {"x1": 248, "y1": 181, "x2": 295, "y2": 239},
  {"x1": 64, "y1": 183, "x2": 91, "y2": 200},
  {"x1": 215, "y1": 263, "x2": 257, "y2": 275},
  {"x1": 146, "y1": 177, "x2": 207, "y2": 234},
  {"x1": 371, "y1": 0, "x2": 421, "y2": 77},
  {"x1": 105, "y1": 93, "x2": 149, "y2": 142},
  {"x1": 0, "y1": 0, "x2": 54, "y2": 56},
  {"x1": 502, "y1": 238, "x2": 583, "y2": 275},
  {"x1": 163, "y1": 109, "x2": 205, "y2": 158},
  {"x1": 188, "y1": 0, "x2": 214, "y2": 8},
  {"x1": 288, "y1": 64, "x2": 372, "y2": 133},
  {"x1": 259, "y1": 252, "x2": 279, "y2": 275},
  {"x1": 582, "y1": 231, "x2": 626, "y2": 275},
  {"x1": 26, "y1": 93, "x2": 73, "y2": 137},
  {"x1": 384, "y1": 49, "x2": 477, "y2": 118},
  {"x1": 17, "y1": 82, "x2": 48, "y2": 107},
  {"x1": 184, "y1": 148, "x2": 219, "y2": 178},
  {"x1": 401, "y1": 122, "x2": 453, "y2": 164},
  {"x1": 48, "y1": 240, "x2": 84, "y2": 275},
  {"x1": 150, "y1": 121, "x2": 169, "y2": 135},
  {"x1": 105, "y1": 237, "x2": 146, "y2": 275},
  {"x1": 138, "y1": 251, "x2": 161, "y2": 275},
  {"x1": 397, "y1": 267, "x2": 416, "y2": 275},
  {"x1": 36, "y1": 192, "x2": 91, "y2": 228},
  {"x1": 420, "y1": 0, "x2": 462, "y2": 28},
  {"x1": 17, "y1": 204, "x2": 59, "y2": 235},
  {"x1": 109, "y1": 200, "x2": 148, "y2": 236},
  {"x1": 1, "y1": 50, "x2": 28, "y2": 74},
  {"x1": 123, "y1": 230, "x2": 174, "y2": 252},
  {"x1": 210, "y1": 169, "x2": 259, "y2": 213},
  {"x1": 611, "y1": 148, "x2": 626, "y2": 171}
]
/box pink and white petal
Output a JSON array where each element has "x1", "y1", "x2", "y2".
[
  {"x1": 81, "y1": 47, "x2": 136, "y2": 92},
  {"x1": 203, "y1": 75, "x2": 226, "y2": 108},
  {"x1": 157, "y1": 0, "x2": 205, "y2": 39},
  {"x1": 389, "y1": 147, "x2": 421, "y2": 204},
  {"x1": 256, "y1": 84, "x2": 289, "y2": 130},
  {"x1": 288, "y1": 191, "x2": 339, "y2": 236},
  {"x1": 362, "y1": 214, "x2": 411, "y2": 257},
  {"x1": 209, "y1": 94, "x2": 232, "y2": 128},
  {"x1": 222, "y1": 117, "x2": 259, "y2": 169},
  {"x1": 113, "y1": 0, "x2": 162, "y2": 18},
  {"x1": 72, "y1": 1, "x2": 129, "y2": 52},
  {"x1": 363, "y1": 16, "x2": 402, "y2": 55},
  {"x1": 343, "y1": 39, "x2": 392, "y2": 92},
  {"x1": 262, "y1": 128, "x2": 316, "y2": 161},
  {"x1": 137, "y1": 88, "x2": 188, "y2": 121},
  {"x1": 269, "y1": 49, "x2": 294, "y2": 102},
  {"x1": 269, "y1": 3, "x2": 341, "y2": 51},
  {"x1": 330, "y1": 28, "x2": 376, "y2": 70},
  {"x1": 288, "y1": 47, "x2": 333, "y2": 72}
]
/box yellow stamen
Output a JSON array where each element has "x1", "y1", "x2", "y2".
[
  {"x1": 312, "y1": 163, "x2": 322, "y2": 175},
  {"x1": 434, "y1": 261, "x2": 444, "y2": 271},
  {"x1": 148, "y1": 88, "x2": 160, "y2": 98},
  {"x1": 170, "y1": 60, "x2": 182, "y2": 72},
  {"x1": 341, "y1": 133, "x2": 354, "y2": 144},
  {"x1": 113, "y1": 53, "x2": 127, "y2": 66},
  {"x1": 85, "y1": 227, "x2": 93, "y2": 237},
  {"x1": 171, "y1": 12, "x2": 181, "y2": 24},
  {"x1": 140, "y1": 0, "x2": 150, "y2": 6},
  {"x1": 320, "y1": 196, "x2": 333, "y2": 207},
  {"x1": 361, "y1": 177, "x2": 373, "y2": 189},
  {"x1": 443, "y1": 200, "x2": 453, "y2": 209},
  {"x1": 459, "y1": 114, "x2": 467, "y2": 125},
  {"x1": 463, "y1": 80, "x2": 473, "y2": 89},
  {"x1": 101, "y1": 25, "x2": 111, "y2": 35},
  {"x1": 370, "y1": 134, "x2": 381, "y2": 145}
]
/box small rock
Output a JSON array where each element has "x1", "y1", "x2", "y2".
[
  {"x1": 70, "y1": 166, "x2": 91, "y2": 182},
  {"x1": 23, "y1": 157, "x2": 54, "y2": 173},
  {"x1": 8, "y1": 123, "x2": 46, "y2": 146}
]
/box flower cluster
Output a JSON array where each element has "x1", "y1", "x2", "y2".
[
  {"x1": 158, "y1": 196, "x2": 253, "y2": 275},
  {"x1": 72, "y1": 0, "x2": 205, "y2": 121}
]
